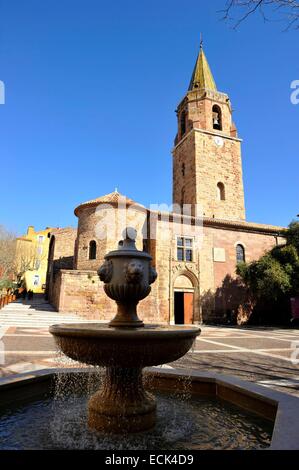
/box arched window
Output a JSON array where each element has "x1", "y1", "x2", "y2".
[
  {"x1": 181, "y1": 163, "x2": 185, "y2": 177},
  {"x1": 212, "y1": 105, "x2": 222, "y2": 131},
  {"x1": 236, "y1": 244, "x2": 245, "y2": 263},
  {"x1": 217, "y1": 182, "x2": 225, "y2": 201},
  {"x1": 180, "y1": 111, "x2": 186, "y2": 136},
  {"x1": 89, "y1": 240, "x2": 97, "y2": 260}
]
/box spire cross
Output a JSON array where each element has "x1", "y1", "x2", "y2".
[{"x1": 200, "y1": 32, "x2": 203, "y2": 49}]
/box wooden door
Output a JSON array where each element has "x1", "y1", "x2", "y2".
[{"x1": 184, "y1": 292, "x2": 193, "y2": 324}]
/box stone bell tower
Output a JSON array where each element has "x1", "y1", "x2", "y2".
[{"x1": 172, "y1": 42, "x2": 246, "y2": 221}]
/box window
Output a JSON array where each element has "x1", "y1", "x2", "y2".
[
  {"x1": 33, "y1": 275, "x2": 40, "y2": 286},
  {"x1": 212, "y1": 105, "x2": 222, "y2": 131},
  {"x1": 177, "y1": 237, "x2": 193, "y2": 262},
  {"x1": 38, "y1": 235, "x2": 44, "y2": 244},
  {"x1": 236, "y1": 244, "x2": 245, "y2": 263},
  {"x1": 181, "y1": 163, "x2": 185, "y2": 177},
  {"x1": 89, "y1": 240, "x2": 97, "y2": 260},
  {"x1": 217, "y1": 182, "x2": 225, "y2": 201},
  {"x1": 180, "y1": 111, "x2": 186, "y2": 136},
  {"x1": 181, "y1": 188, "x2": 185, "y2": 208},
  {"x1": 35, "y1": 260, "x2": 41, "y2": 270}
]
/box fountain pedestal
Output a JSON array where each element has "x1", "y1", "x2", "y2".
[{"x1": 88, "y1": 367, "x2": 156, "y2": 432}]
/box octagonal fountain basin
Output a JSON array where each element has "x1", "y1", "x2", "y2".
[{"x1": 1, "y1": 368, "x2": 299, "y2": 450}]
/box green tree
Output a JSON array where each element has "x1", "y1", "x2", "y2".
[
  {"x1": 285, "y1": 221, "x2": 299, "y2": 250},
  {"x1": 236, "y1": 221, "x2": 299, "y2": 323}
]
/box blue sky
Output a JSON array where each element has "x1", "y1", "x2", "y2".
[{"x1": 0, "y1": 0, "x2": 298, "y2": 235}]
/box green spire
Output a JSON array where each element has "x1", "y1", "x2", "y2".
[{"x1": 188, "y1": 42, "x2": 217, "y2": 92}]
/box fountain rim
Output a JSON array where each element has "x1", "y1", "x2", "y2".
[
  {"x1": 49, "y1": 323, "x2": 201, "y2": 339},
  {"x1": 104, "y1": 249, "x2": 152, "y2": 260}
]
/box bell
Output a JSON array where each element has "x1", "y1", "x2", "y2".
[{"x1": 213, "y1": 116, "x2": 219, "y2": 125}]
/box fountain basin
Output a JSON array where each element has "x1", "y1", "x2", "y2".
[
  {"x1": 49, "y1": 323, "x2": 200, "y2": 367},
  {"x1": 1, "y1": 368, "x2": 299, "y2": 449},
  {"x1": 49, "y1": 323, "x2": 200, "y2": 432}
]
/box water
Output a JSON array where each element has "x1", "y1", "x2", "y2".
[{"x1": 0, "y1": 389, "x2": 272, "y2": 450}]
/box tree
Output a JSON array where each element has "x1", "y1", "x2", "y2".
[
  {"x1": 222, "y1": 0, "x2": 299, "y2": 30},
  {"x1": 237, "y1": 253, "x2": 293, "y2": 301},
  {"x1": 0, "y1": 225, "x2": 17, "y2": 286},
  {"x1": 14, "y1": 238, "x2": 48, "y2": 287},
  {"x1": 285, "y1": 221, "x2": 299, "y2": 249},
  {"x1": 0, "y1": 224, "x2": 48, "y2": 290},
  {"x1": 236, "y1": 221, "x2": 299, "y2": 324}
]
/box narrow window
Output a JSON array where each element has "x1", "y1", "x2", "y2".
[
  {"x1": 35, "y1": 260, "x2": 41, "y2": 270},
  {"x1": 212, "y1": 105, "x2": 222, "y2": 131},
  {"x1": 177, "y1": 237, "x2": 193, "y2": 262},
  {"x1": 181, "y1": 188, "x2": 185, "y2": 209},
  {"x1": 217, "y1": 182, "x2": 225, "y2": 201},
  {"x1": 89, "y1": 240, "x2": 97, "y2": 260},
  {"x1": 236, "y1": 244, "x2": 245, "y2": 263},
  {"x1": 180, "y1": 111, "x2": 186, "y2": 136},
  {"x1": 181, "y1": 163, "x2": 185, "y2": 177}
]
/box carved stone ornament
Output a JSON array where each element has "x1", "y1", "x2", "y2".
[
  {"x1": 97, "y1": 259, "x2": 113, "y2": 283},
  {"x1": 124, "y1": 260, "x2": 144, "y2": 284},
  {"x1": 149, "y1": 266, "x2": 158, "y2": 285},
  {"x1": 172, "y1": 262, "x2": 196, "y2": 274}
]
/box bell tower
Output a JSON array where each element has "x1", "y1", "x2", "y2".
[{"x1": 172, "y1": 42, "x2": 246, "y2": 221}]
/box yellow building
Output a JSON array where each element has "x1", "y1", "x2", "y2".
[{"x1": 15, "y1": 226, "x2": 54, "y2": 293}]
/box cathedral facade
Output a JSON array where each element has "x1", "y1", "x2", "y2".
[{"x1": 47, "y1": 45, "x2": 285, "y2": 325}]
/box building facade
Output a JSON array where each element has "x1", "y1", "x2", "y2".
[
  {"x1": 47, "y1": 45, "x2": 285, "y2": 324},
  {"x1": 15, "y1": 226, "x2": 54, "y2": 293}
]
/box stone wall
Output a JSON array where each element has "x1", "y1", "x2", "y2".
[
  {"x1": 75, "y1": 204, "x2": 146, "y2": 271},
  {"x1": 194, "y1": 130, "x2": 245, "y2": 221},
  {"x1": 200, "y1": 223, "x2": 285, "y2": 322},
  {"x1": 47, "y1": 227, "x2": 77, "y2": 303},
  {"x1": 173, "y1": 128, "x2": 245, "y2": 221},
  {"x1": 50, "y1": 227, "x2": 77, "y2": 266},
  {"x1": 49, "y1": 215, "x2": 284, "y2": 326},
  {"x1": 51, "y1": 269, "x2": 161, "y2": 323}
]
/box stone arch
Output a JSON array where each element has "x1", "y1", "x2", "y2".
[
  {"x1": 236, "y1": 243, "x2": 246, "y2": 263},
  {"x1": 217, "y1": 182, "x2": 225, "y2": 201},
  {"x1": 172, "y1": 270, "x2": 200, "y2": 325},
  {"x1": 174, "y1": 274, "x2": 193, "y2": 290},
  {"x1": 212, "y1": 104, "x2": 222, "y2": 131},
  {"x1": 173, "y1": 270, "x2": 198, "y2": 290}
]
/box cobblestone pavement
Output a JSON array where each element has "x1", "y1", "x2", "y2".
[
  {"x1": 1, "y1": 300, "x2": 299, "y2": 397},
  {"x1": 0, "y1": 298, "x2": 95, "y2": 376},
  {"x1": 174, "y1": 326, "x2": 299, "y2": 397}
]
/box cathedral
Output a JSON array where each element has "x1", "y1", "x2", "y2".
[{"x1": 46, "y1": 44, "x2": 285, "y2": 325}]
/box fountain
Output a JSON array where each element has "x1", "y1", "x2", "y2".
[
  {"x1": 49, "y1": 228, "x2": 201, "y2": 433},
  {"x1": 0, "y1": 227, "x2": 296, "y2": 449}
]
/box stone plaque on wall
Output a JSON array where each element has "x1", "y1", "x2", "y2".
[{"x1": 213, "y1": 247, "x2": 226, "y2": 262}]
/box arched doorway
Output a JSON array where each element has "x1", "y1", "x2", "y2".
[{"x1": 173, "y1": 274, "x2": 194, "y2": 324}]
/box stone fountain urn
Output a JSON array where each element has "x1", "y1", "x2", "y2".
[
  {"x1": 50, "y1": 228, "x2": 200, "y2": 433},
  {"x1": 98, "y1": 227, "x2": 157, "y2": 328}
]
